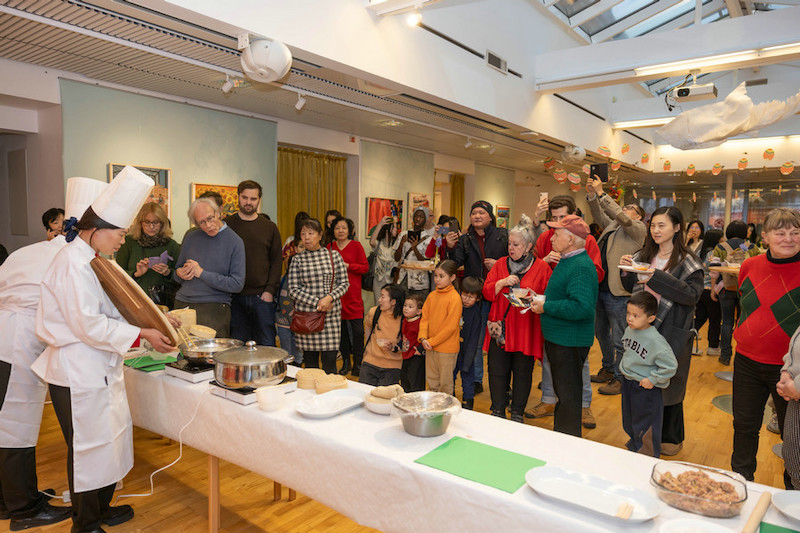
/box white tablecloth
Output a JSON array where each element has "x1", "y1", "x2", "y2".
[{"x1": 124, "y1": 366, "x2": 797, "y2": 533}]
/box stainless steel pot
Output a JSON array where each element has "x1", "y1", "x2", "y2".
[
  {"x1": 178, "y1": 338, "x2": 243, "y2": 365},
  {"x1": 213, "y1": 341, "x2": 294, "y2": 389}
]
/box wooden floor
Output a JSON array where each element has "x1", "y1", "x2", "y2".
[{"x1": 3, "y1": 325, "x2": 784, "y2": 533}]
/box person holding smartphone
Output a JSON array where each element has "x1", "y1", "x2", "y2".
[{"x1": 393, "y1": 207, "x2": 433, "y2": 295}]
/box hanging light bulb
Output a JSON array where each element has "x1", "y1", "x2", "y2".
[{"x1": 407, "y1": 10, "x2": 422, "y2": 26}]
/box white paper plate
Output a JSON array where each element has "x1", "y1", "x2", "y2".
[
  {"x1": 772, "y1": 491, "x2": 800, "y2": 525},
  {"x1": 295, "y1": 388, "x2": 364, "y2": 419},
  {"x1": 526, "y1": 465, "x2": 660, "y2": 523},
  {"x1": 619, "y1": 265, "x2": 654, "y2": 274},
  {"x1": 659, "y1": 518, "x2": 734, "y2": 533}
]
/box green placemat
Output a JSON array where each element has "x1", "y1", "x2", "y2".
[
  {"x1": 124, "y1": 354, "x2": 177, "y2": 371},
  {"x1": 761, "y1": 522, "x2": 800, "y2": 533},
  {"x1": 415, "y1": 436, "x2": 546, "y2": 493}
]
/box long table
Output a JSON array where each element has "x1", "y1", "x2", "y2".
[{"x1": 124, "y1": 366, "x2": 797, "y2": 533}]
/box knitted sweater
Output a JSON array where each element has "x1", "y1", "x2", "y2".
[
  {"x1": 419, "y1": 284, "x2": 463, "y2": 353},
  {"x1": 363, "y1": 307, "x2": 403, "y2": 370},
  {"x1": 115, "y1": 235, "x2": 180, "y2": 295},
  {"x1": 619, "y1": 326, "x2": 677, "y2": 388},
  {"x1": 540, "y1": 250, "x2": 598, "y2": 347},
  {"x1": 735, "y1": 251, "x2": 800, "y2": 365},
  {"x1": 173, "y1": 225, "x2": 245, "y2": 304},
  {"x1": 224, "y1": 213, "x2": 282, "y2": 296}
]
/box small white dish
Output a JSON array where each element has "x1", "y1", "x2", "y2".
[
  {"x1": 364, "y1": 394, "x2": 392, "y2": 415},
  {"x1": 772, "y1": 490, "x2": 800, "y2": 525},
  {"x1": 296, "y1": 388, "x2": 364, "y2": 419},
  {"x1": 526, "y1": 465, "x2": 660, "y2": 523},
  {"x1": 619, "y1": 265, "x2": 654, "y2": 274},
  {"x1": 256, "y1": 386, "x2": 284, "y2": 412},
  {"x1": 659, "y1": 518, "x2": 734, "y2": 533}
]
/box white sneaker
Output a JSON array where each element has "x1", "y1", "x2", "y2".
[
  {"x1": 707, "y1": 347, "x2": 721, "y2": 356},
  {"x1": 692, "y1": 346, "x2": 703, "y2": 355}
]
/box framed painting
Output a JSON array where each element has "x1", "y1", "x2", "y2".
[
  {"x1": 366, "y1": 197, "x2": 403, "y2": 237},
  {"x1": 190, "y1": 183, "x2": 239, "y2": 218},
  {"x1": 108, "y1": 164, "x2": 170, "y2": 217},
  {"x1": 408, "y1": 192, "x2": 431, "y2": 213},
  {"x1": 496, "y1": 205, "x2": 510, "y2": 229}
]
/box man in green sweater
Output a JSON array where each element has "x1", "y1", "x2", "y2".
[{"x1": 530, "y1": 214, "x2": 598, "y2": 437}]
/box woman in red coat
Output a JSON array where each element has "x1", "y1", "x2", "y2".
[
  {"x1": 483, "y1": 215, "x2": 551, "y2": 422},
  {"x1": 328, "y1": 217, "x2": 369, "y2": 376}
]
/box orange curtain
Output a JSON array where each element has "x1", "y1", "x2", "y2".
[
  {"x1": 276, "y1": 146, "x2": 347, "y2": 242},
  {"x1": 450, "y1": 173, "x2": 465, "y2": 227}
]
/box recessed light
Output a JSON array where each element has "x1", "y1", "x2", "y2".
[
  {"x1": 379, "y1": 119, "x2": 403, "y2": 127},
  {"x1": 688, "y1": 180, "x2": 696, "y2": 183}
]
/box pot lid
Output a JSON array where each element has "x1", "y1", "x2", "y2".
[{"x1": 213, "y1": 341, "x2": 290, "y2": 365}]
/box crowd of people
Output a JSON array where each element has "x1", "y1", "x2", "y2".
[{"x1": 0, "y1": 174, "x2": 798, "y2": 531}]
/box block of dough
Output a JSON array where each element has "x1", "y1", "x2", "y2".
[
  {"x1": 315, "y1": 373, "x2": 348, "y2": 394},
  {"x1": 189, "y1": 324, "x2": 216, "y2": 339}
]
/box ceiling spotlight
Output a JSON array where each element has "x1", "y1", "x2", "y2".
[
  {"x1": 221, "y1": 75, "x2": 234, "y2": 94},
  {"x1": 464, "y1": 139, "x2": 473, "y2": 149},
  {"x1": 407, "y1": 10, "x2": 422, "y2": 26},
  {"x1": 295, "y1": 93, "x2": 306, "y2": 111},
  {"x1": 488, "y1": 146, "x2": 496, "y2": 155}
]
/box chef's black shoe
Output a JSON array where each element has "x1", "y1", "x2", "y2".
[
  {"x1": 9, "y1": 501, "x2": 72, "y2": 531},
  {"x1": 101, "y1": 504, "x2": 133, "y2": 526},
  {"x1": 0, "y1": 507, "x2": 9, "y2": 520}
]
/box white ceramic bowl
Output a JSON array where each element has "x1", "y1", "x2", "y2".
[
  {"x1": 256, "y1": 386, "x2": 284, "y2": 412},
  {"x1": 364, "y1": 394, "x2": 392, "y2": 415}
]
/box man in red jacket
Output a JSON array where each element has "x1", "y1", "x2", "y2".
[{"x1": 525, "y1": 195, "x2": 604, "y2": 430}]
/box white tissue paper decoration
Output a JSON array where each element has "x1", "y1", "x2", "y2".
[{"x1": 657, "y1": 83, "x2": 800, "y2": 150}]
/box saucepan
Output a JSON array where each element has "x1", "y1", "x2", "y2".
[
  {"x1": 213, "y1": 341, "x2": 294, "y2": 390},
  {"x1": 178, "y1": 338, "x2": 243, "y2": 365}
]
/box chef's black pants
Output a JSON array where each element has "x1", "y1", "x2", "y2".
[
  {"x1": 0, "y1": 361, "x2": 45, "y2": 518},
  {"x1": 49, "y1": 384, "x2": 116, "y2": 533}
]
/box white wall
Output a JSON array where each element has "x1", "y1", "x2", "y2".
[{"x1": 474, "y1": 164, "x2": 516, "y2": 226}]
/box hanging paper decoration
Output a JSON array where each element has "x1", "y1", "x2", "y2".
[
  {"x1": 608, "y1": 183, "x2": 622, "y2": 201},
  {"x1": 598, "y1": 146, "x2": 611, "y2": 157},
  {"x1": 621, "y1": 143, "x2": 630, "y2": 154},
  {"x1": 651, "y1": 191, "x2": 657, "y2": 201},
  {"x1": 712, "y1": 163, "x2": 723, "y2": 176},
  {"x1": 632, "y1": 189, "x2": 638, "y2": 199},
  {"x1": 581, "y1": 164, "x2": 590, "y2": 175},
  {"x1": 738, "y1": 158, "x2": 748, "y2": 170},
  {"x1": 641, "y1": 153, "x2": 649, "y2": 164},
  {"x1": 687, "y1": 164, "x2": 696, "y2": 177},
  {"x1": 778, "y1": 185, "x2": 783, "y2": 195},
  {"x1": 610, "y1": 159, "x2": 621, "y2": 171},
  {"x1": 780, "y1": 162, "x2": 795, "y2": 175},
  {"x1": 763, "y1": 148, "x2": 775, "y2": 160},
  {"x1": 567, "y1": 172, "x2": 581, "y2": 184},
  {"x1": 713, "y1": 191, "x2": 718, "y2": 201},
  {"x1": 553, "y1": 168, "x2": 568, "y2": 183},
  {"x1": 692, "y1": 192, "x2": 697, "y2": 203},
  {"x1": 543, "y1": 157, "x2": 556, "y2": 171},
  {"x1": 672, "y1": 192, "x2": 677, "y2": 202},
  {"x1": 663, "y1": 160, "x2": 671, "y2": 171},
  {"x1": 734, "y1": 190, "x2": 739, "y2": 200},
  {"x1": 569, "y1": 183, "x2": 581, "y2": 192}
]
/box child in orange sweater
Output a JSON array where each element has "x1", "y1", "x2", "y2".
[{"x1": 419, "y1": 260, "x2": 463, "y2": 395}]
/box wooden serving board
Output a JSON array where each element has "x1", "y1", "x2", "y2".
[
  {"x1": 90, "y1": 256, "x2": 181, "y2": 346},
  {"x1": 710, "y1": 265, "x2": 741, "y2": 275},
  {"x1": 401, "y1": 263, "x2": 436, "y2": 272}
]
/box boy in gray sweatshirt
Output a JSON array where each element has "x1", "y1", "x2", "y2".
[{"x1": 619, "y1": 292, "x2": 677, "y2": 457}]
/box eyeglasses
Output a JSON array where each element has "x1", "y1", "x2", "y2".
[
  {"x1": 142, "y1": 220, "x2": 162, "y2": 227},
  {"x1": 197, "y1": 215, "x2": 217, "y2": 227}
]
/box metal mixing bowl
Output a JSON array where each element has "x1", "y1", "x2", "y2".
[
  {"x1": 178, "y1": 338, "x2": 243, "y2": 365},
  {"x1": 392, "y1": 391, "x2": 461, "y2": 437}
]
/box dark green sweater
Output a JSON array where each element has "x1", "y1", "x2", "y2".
[
  {"x1": 541, "y1": 250, "x2": 598, "y2": 347},
  {"x1": 116, "y1": 235, "x2": 181, "y2": 295}
]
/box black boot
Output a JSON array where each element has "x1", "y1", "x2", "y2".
[
  {"x1": 338, "y1": 357, "x2": 351, "y2": 376},
  {"x1": 462, "y1": 399, "x2": 474, "y2": 410},
  {"x1": 491, "y1": 409, "x2": 506, "y2": 419}
]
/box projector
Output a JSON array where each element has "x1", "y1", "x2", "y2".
[{"x1": 671, "y1": 83, "x2": 718, "y2": 102}]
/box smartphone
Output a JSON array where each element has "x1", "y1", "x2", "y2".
[
  {"x1": 407, "y1": 230, "x2": 421, "y2": 241},
  {"x1": 436, "y1": 226, "x2": 450, "y2": 235},
  {"x1": 590, "y1": 163, "x2": 609, "y2": 182},
  {"x1": 539, "y1": 192, "x2": 548, "y2": 202}
]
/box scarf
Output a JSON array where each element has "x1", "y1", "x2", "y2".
[
  {"x1": 507, "y1": 253, "x2": 533, "y2": 285},
  {"x1": 137, "y1": 233, "x2": 170, "y2": 249}
]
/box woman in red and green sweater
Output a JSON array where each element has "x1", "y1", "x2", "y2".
[
  {"x1": 732, "y1": 208, "x2": 800, "y2": 489},
  {"x1": 328, "y1": 217, "x2": 369, "y2": 377}
]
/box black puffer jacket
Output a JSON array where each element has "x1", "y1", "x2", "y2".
[{"x1": 447, "y1": 224, "x2": 509, "y2": 279}]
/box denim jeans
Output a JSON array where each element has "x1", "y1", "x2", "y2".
[
  {"x1": 276, "y1": 326, "x2": 302, "y2": 364},
  {"x1": 595, "y1": 291, "x2": 629, "y2": 380},
  {"x1": 541, "y1": 350, "x2": 592, "y2": 408},
  {"x1": 230, "y1": 293, "x2": 276, "y2": 347},
  {"x1": 473, "y1": 300, "x2": 491, "y2": 383},
  {"x1": 719, "y1": 289, "x2": 739, "y2": 360}
]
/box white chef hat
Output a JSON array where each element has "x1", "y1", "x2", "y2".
[
  {"x1": 90, "y1": 166, "x2": 154, "y2": 229},
  {"x1": 65, "y1": 177, "x2": 107, "y2": 221}
]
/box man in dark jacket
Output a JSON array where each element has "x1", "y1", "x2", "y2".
[{"x1": 446, "y1": 200, "x2": 509, "y2": 393}]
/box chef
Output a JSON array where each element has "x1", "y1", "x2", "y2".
[
  {"x1": 32, "y1": 166, "x2": 174, "y2": 533},
  {"x1": 0, "y1": 177, "x2": 106, "y2": 530}
]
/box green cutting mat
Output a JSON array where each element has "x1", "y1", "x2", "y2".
[
  {"x1": 761, "y1": 522, "x2": 800, "y2": 533},
  {"x1": 415, "y1": 436, "x2": 546, "y2": 493},
  {"x1": 123, "y1": 354, "x2": 177, "y2": 371}
]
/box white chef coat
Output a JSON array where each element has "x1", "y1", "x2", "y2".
[
  {"x1": 392, "y1": 228, "x2": 434, "y2": 290},
  {"x1": 0, "y1": 236, "x2": 67, "y2": 447},
  {"x1": 32, "y1": 237, "x2": 140, "y2": 493}
]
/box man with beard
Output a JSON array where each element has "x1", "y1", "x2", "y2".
[{"x1": 224, "y1": 180, "x2": 282, "y2": 346}]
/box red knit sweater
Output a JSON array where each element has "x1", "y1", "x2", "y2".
[
  {"x1": 735, "y1": 252, "x2": 800, "y2": 365},
  {"x1": 534, "y1": 229, "x2": 605, "y2": 282},
  {"x1": 328, "y1": 240, "x2": 369, "y2": 320},
  {"x1": 482, "y1": 257, "x2": 552, "y2": 358}
]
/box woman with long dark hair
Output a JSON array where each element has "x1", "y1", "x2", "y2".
[
  {"x1": 693, "y1": 229, "x2": 723, "y2": 356},
  {"x1": 685, "y1": 219, "x2": 704, "y2": 256},
  {"x1": 621, "y1": 206, "x2": 704, "y2": 456}
]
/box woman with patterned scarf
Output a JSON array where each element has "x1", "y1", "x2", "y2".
[
  {"x1": 621, "y1": 206, "x2": 704, "y2": 456},
  {"x1": 116, "y1": 202, "x2": 181, "y2": 308}
]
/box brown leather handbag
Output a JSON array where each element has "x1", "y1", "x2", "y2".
[{"x1": 290, "y1": 249, "x2": 335, "y2": 334}]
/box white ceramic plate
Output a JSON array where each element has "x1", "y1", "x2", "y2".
[
  {"x1": 659, "y1": 518, "x2": 734, "y2": 533},
  {"x1": 619, "y1": 265, "x2": 654, "y2": 274},
  {"x1": 525, "y1": 466, "x2": 660, "y2": 523},
  {"x1": 772, "y1": 491, "x2": 800, "y2": 525},
  {"x1": 295, "y1": 388, "x2": 364, "y2": 419}
]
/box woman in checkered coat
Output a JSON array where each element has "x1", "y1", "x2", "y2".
[{"x1": 288, "y1": 218, "x2": 349, "y2": 373}]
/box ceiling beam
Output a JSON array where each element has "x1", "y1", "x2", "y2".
[
  {"x1": 540, "y1": 4, "x2": 592, "y2": 43},
  {"x1": 724, "y1": 0, "x2": 744, "y2": 17},
  {"x1": 765, "y1": 0, "x2": 800, "y2": 5},
  {"x1": 649, "y1": 0, "x2": 726, "y2": 33},
  {"x1": 569, "y1": 0, "x2": 625, "y2": 28},
  {"x1": 591, "y1": 0, "x2": 686, "y2": 42}
]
